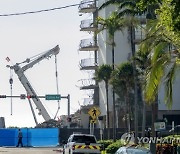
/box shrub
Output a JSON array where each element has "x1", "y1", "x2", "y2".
[
  {"x1": 156, "y1": 144, "x2": 177, "y2": 154},
  {"x1": 97, "y1": 140, "x2": 113, "y2": 150},
  {"x1": 106, "y1": 140, "x2": 123, "y2": 154}
]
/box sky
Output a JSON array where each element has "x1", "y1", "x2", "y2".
[{"x1": 0, "y1": 0, "x2": 94, "y2": 127}]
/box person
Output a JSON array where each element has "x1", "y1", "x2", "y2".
[{"x1": 16, "y1": 129, "x2": 23, "y2": 147}]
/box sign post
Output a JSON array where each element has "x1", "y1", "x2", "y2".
[
  {"x1": 88, "y1": 107, "x2": 101, "y2": 135},
  {"x1": 88, "y1": 107, "x2": 101, "y2": 120}
]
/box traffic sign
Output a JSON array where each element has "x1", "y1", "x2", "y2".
[
  {"x1": 88, "y1": 107, "x2": 101, "y2": 120},
  {"x1": 45, "y1": 94, "x2": 61, "y2": 100},
  {"x1": 90, "y1": 119, "x2": 97, "y2": 123},
  {"x1": 154, "y1": 122, "x2": 166, "y2": 131}
]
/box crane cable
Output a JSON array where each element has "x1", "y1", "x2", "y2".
[
  {"x1": 54, "y1": 55, "x2": 60, "y2": 119},
  {"x1": 9, "y1": 69, "x2": 13, "y2": 115}
]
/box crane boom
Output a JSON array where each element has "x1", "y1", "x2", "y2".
[
  {"x1": 10, "y1": 45, "x2": 60, "y2": 122},
  {"x1": 22, "y1": 45, "x2": 59, "y2": 72}
]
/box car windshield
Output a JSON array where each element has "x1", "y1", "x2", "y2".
[
  {"x1": 115, "y1": 147, "x2": 151, "y2": 154},
  {"x1": 127, "y1": 148, "x2": 151, "y2": 153},
  {"x1": 72, "y1": 135, "x2": 96, "y2": 143}
]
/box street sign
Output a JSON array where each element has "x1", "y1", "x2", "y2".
[
  {"x1": 88, "y1": 107, "x2": 101, "y2": 120},
  {"x1": 154, "y1": 122, "x2": 166, "y2": 131},
  {"x1": 90, "y1": 119, "x2": 97, "y2": 123},
  {"x1": 45, "y1": 94, "x2": 61, "y2": 100}
]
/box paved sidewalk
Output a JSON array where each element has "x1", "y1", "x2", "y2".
[{"x1": 0, "y1": 147, "x2": 64, "y2": 154}]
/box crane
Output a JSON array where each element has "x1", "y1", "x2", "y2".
[{"x1": 9, "y1": 45, "x2": 60, "y2": 123}]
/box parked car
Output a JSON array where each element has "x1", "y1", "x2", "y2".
[{"x1": 115, "y1": 146, "x2": 152, "y2": 154}]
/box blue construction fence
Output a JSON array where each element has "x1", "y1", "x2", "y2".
[{"x1": 0, "y1": 128, "x2": 59, "y2": 147}]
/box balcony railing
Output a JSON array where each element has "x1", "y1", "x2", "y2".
[
  {"x1": 79, "y1": 38, "x2": 98, "y2": 51},
  {"x1": 80, "y1": 19, "x2": 97, "y2": 32},
  {"x1": 135, "y1": 14, "x2": 146, "y2": 24},
  {"x1": 79, "y1": 0, "x2": 97, "y2": 13},
  {"x1": 83, "y1": 98, "x2": 94, "y2": 105},
  {"x1": 80, "y1": 58, "x2": 98, "y2": 70},
  {"x1": 134, "y1": 29, "x2": 145, "y2": 43},
  {"x1": 78, "y1": 79, "x2": 98, "y2": 90}
]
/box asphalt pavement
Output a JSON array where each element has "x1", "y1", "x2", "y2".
[{"x1": 0, "y1": 147, "x2": 64, "y2": 154}]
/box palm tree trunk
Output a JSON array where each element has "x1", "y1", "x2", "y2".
[
  {"x1": 112, "y1": 40, "x2": 116, "y2": 141},
  {"x1": 129, "y1": 25, "x2": 139, "y2": 143},
  {"x1": 151, "y1": 103, "x2": 156, "y2": 137},
  {"x1": 149, "y1": 103, "x2": 157, "y2": 154},
  {"x1": 125, "y1": 93, "x2": 129, "y2": 131},
  {"x1": 105, "y1": 82, "x2": 110, "y2": 139},
  {"x1": 126, "y1": 87, "x2": 131, "y2": 132},
  {"x1": 142, "y1": 100, "x2": 146, "y2": 137}
]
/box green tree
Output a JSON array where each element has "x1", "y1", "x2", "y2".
[
  {"x1": 96, "y1": 12, "x2": 125, "y2": 69},
  {"x1": 95, "y1": 64, "x2": 113, "y2": 139},
  {"x1": 137, "y1": 0, "x2": 180, "y2": 32},
  {"x1": 110, "y1": 62, "x2": 134, "y2": 132},
  {"x1": 99, "y1": 0, "x2": 144, "y2": 16},
  {"x1": 98, "y1": 0, "x2": 141, "y2": 141},
  {"x1": 137, "y1": 17, "x2": 179, "y2": 141},
  {"x1": 96, "y1": 11, "x2": 126, "y2": 141},
  {"x1": 140, "y1": 18, "x2": 180, "y2": 108},
  {"x1": 135, "y1": 48, "x2": 151, "y2": 137}
]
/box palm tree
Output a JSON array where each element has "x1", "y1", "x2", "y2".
[
  {"x1": 140, "y1": 19, "x2": 180, "y2": 108},
  {"x1": 95, "y1": 64, "x2": 113, "y2": 139},
  {"x1": 96, "y1": 12, "x2": 125, "y2": 70},
  {"x1": 98, "y1": 0, "x2": 161, "y2": 142},
  {"x1": 98, "y1": 0, "x2": 142, "y2": 141},
  {"x1": 110, "y1": 62, "x2": 134, "y2": 132},
  {"x1": 137, "y1": 17, "x2": 180, "y2": 139},
  {"x1": 135, "y1": 49, "x2": 150, "y2": 137},
  {"x1": 99, "y1": 0, "x2": 144, "y2": 16},
  {"x1": 96, "y1": 11, "x2": 126, "y2": 140}
]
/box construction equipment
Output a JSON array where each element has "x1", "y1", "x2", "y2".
[{"x1": 8, "y1": 45, "x2": 60, "y2": 124}]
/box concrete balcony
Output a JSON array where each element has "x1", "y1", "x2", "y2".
[
  {"x1": 79, "y1": 38, "x2": 98, "y2": 51},
  {"x1": 78, "y1": 79, "x2": 98, "y2": 90},
  {"x1": 79, "y1": 0, "x2": 97, "y2": 13},
  {"x1": 79, "y1": 58, "x2": 98, "y2": 70},
  {"x1": 80, "y1": 19, "x2": 97, "y2": 32}
]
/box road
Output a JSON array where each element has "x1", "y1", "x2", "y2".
[{"x1": 0, "y1": 147, "x2": 64, "y2": 154}]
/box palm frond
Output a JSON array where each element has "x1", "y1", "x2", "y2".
[
  {"x1": 151, "y1": 42, "x2": 169, "y2": 64},
  {"x1": 99, "y1": 0, "x2": 123, "y2": 10},
  {"x1": 95, "y1": 64, "x2": 113, "y2": 83},
  {"x1": 117, "y1": 9, "x2": 136, "y2": 17},
  {"x1": 164, "y1": 61, "x2": 176, "y2": 109},
  {"x1": 144, "y1": 52, "x2": 167, "y2": 103},
  {"x1": 119, "y1": 1, "x2": 136, "y2": 10}
]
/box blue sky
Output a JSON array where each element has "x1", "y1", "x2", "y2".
[{"x1": 0, "y1": 0, "x2": 93, "y2": 127}]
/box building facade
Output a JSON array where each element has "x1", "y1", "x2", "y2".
[
  {"x1": 97, "y1": 0, "x2": 180, "y2": 129},
  {"x1": 78, "y1": 0, "x2": 180, "y2": 130}
]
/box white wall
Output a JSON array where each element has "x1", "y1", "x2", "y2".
[{"x1": 97, "y1": 1, "x2": 132, "y2": 116}]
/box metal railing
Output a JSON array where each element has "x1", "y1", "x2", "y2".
[
  {"x1": 78, "y1": 78, "x2": 97, "y2": 89},
  {"x1": 80, "y1": 38, "x2": 96, "y2": 48},
  {"x1": 134, "y1": 29, "x2": 145, "y2": 41},
  {"x1": 80, "y1": 58, "x2": 97, "y2": 68},
  {"x1": 80, "y1": 19, "x2": 95, "y2": 29},
  {"x1": 79, "y1": 0, "x2": 96, "y2": 11}
]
